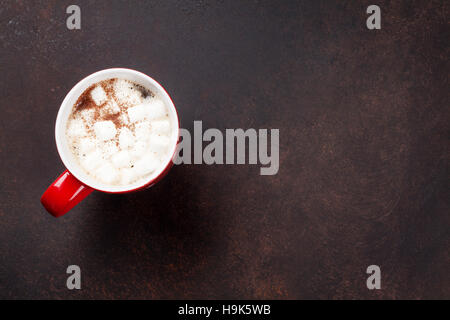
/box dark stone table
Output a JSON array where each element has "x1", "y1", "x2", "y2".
[{"x1": 0, "y1": 0, "x2": 448, "y2": 299}]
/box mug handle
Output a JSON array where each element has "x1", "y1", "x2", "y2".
[{"x1": 41, "y1": 170, "x2": 93, "y2": 217}]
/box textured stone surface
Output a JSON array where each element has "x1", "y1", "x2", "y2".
[{"x1": 0, "y1": 0, "x2": 448, "y2": 299}]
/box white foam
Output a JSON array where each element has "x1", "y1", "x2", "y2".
[
  {"x1": 94, "y1": 121, "x2": 116, "y2": 141},
  {"x1": 91, "y1": 86, "x2": 108, "y2": 106}
]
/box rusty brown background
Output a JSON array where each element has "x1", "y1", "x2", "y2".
[{"x1": 0, "y1": 0, "x2": 448, "y2": 299}]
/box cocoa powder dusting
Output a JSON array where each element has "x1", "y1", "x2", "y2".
[
  {"x1": 74, "y1": 85, "x2": 97, "y2": 111},
  {"x1": 102, "y1": 113, "x2": 122, "y2": 128},
  {"x1": 70, "y1": 78, "x2": 154, "y2": 132}
]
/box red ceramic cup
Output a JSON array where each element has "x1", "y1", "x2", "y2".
[{"x1": 41, "y1": 68, "x2": 180, "y2": 217}]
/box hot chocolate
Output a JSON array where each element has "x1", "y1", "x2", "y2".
[{"x1": 65, "y1": 78, "x2": 174, "y2": 186}]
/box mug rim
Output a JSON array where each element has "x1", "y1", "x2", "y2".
[{"x1": 55, "y1": 68, "x2": 180, "y2": 193}]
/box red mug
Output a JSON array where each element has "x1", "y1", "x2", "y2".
[{"x1": 41, "y1": 68, "x2": 180, "y2": 217}]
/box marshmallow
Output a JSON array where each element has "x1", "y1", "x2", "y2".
[
  {"x1": 150, "y1": 119, "x2": 171, "y2": 134},
  {"x1": 135, "y1": 121, "x2": 152, "y2": 140},
  {"x1": 118, "y1": 128, "x2": 134, "y2": 149},
  {"x1": 127, "y1": 103, "x2": 151, "y2": 123},
  {"x1": 95, "y1": 162, "x2": 118, "y2": 184},
  {"x1": 120, "y1": 167, "x2": 138, "y2": 185},
  {"x1": 130, "y1": 140, "x2": 147, "y2": 158},
  {"x1": 147, "y1": 98, "x2": 167, "y2": 120},
  {"x1": 114, "y1": 79, "x2": 143, "y2": 106},
  {"x1": 80, "y1": 108, "x2": 96, "y2": 123},
  {"x1": 119, "y1": 113, "x2": 129, "y2": 125},
  {"x1": 148, "y1": 134, "x2": 170, "y2": 153},
  {"x1": 67, "y1": 119, "x2": 87, "y2": 138},
  {"x1": 91, "y1": 86, "x2": 108, "y2": 105},
  {"x1": 78, "y1": 137, "x2": 96, "y2": 155},
  {"x1": 100, "y1": 99, "x2": 120, "y2": 117},
  {"x1": 94, "y1": 121, "x2": 116, "y2": 141},
  {"x1": 81, "y1": 151, "x2": 103, "y2": 172},
  {"x1": 111, "y1": 150, "x2": 131, "y2": 168},
  {"x1": 134, "y1": 152, "x2": 159, "y2": 175},
  {"x1": 100, "y1": 141, "x2": 119, "y2": 159}
]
